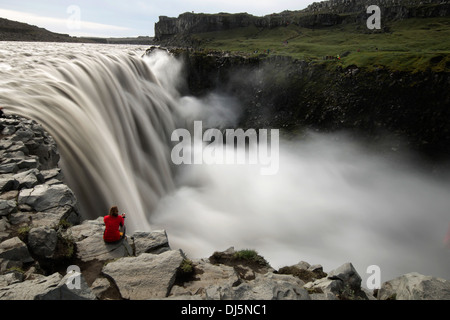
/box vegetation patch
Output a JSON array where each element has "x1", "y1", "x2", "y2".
[
  {"x1": 209, "y1": 249, "x2": 271, "y2": 273},
  {"x1": 278, "y1": 265, "x2": 327, "y2": 283}
]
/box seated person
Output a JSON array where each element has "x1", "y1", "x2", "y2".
[{"x1": 103, "y1": 206, "x2": 126, "y2": 243}]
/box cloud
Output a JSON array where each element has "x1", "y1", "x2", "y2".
[{"x1": 0, "y1": 8, "x2": 133, "y2": 37}]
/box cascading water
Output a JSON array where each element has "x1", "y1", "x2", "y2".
[
  {"x1": 1, "y1": 42, "x2": 449, "y2": 285},
  {"x1": 0, "y1": 43, "x2": 183, "y2": 232}
]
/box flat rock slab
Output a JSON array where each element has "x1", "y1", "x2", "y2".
[
  {"x1": 75, "y1": 234, "x2": 133, "y2": 263},
  {"x1": 0, "y1": 273, "x2": 62, "y2": 300},
  {"x1": 102, "y1": 250, "x2": 184, "y2": 300}
]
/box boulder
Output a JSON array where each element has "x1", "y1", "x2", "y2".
[
  {"x1": 0, "y1": 163, "x2": 18, "y2": 174},
  {"x1": 0, "y1": 237, "x2": 34, "y2": 264},
  {"x1": 327, "y1": 262, "x2": 362, "y2": 291},
  {"x1": 0, "y1": 271, "x2": 24, "y2": 288},
  {"x1": 170, "y1": 258, "x2": 240, "y2": 298},
  {"x1": 205, "y1": 272, "x2": 310, "y2": 300},
  {"x1": 36, "y1": 270, "x2": 96, "y2": 300},
  {"x1": 378, "y1": 272, "x2": 450, "y2": 300},
  {"x1": 18, "y1": 184, "x2": 77, "y2": 212},
  {"x1": 12, "y1": 169, "x2": 44, "y2": 189},
  {"x1": 0, "y1": 176, "x2": 19, "y2": 192},
  {"x1": 0, "y1": 272, "x2": 62, "y2": 300},
  {"x1": 31, "y1": 205, "x2": 80, "y2": 228},
  {"x1": 0, "y1": 200, "x2": 17, "y2": 216},
  {"x1": 75, "y1": 234, "x2": 133, "y2": 263},
  {"x1": 303, "y1": 262, "x2": 367, "y2": 300},
  {"x1": 65, "y1": 217, "x2": 104, "y2": 241},
  {"x1": 28, "y1": 226, "x2": 58, "y2": 258},
  {"x1": 132, "y1": 230, "x2": 171, "y2": 255},
  {"x1": 102, "y1": 250, "x2": 184, "y2": 299}
]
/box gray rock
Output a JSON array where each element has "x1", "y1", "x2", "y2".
[
  {"x1": 0, "y1": 271, "x2": 24, "y2": 288},
  {"x1": 12, "y1": 169, "x2": 44, "y2": 189},
  {"x1": 0, "y1": 190, "x2": 19, "y2": 201},
  {"x1": 8, "y1": 212, "x2": 32, "y2": 225},
  {"x1": 0, "y1": 200, "x2": 17, "y2": 216},
  {"x1": 304, "y1": 277, "x2": 345, "y2": 296},
  {"x1": 378, "y1": 272, "x2": 450, "y2": 300},
  {"x1": 76, "y1": 234, "x2": 133, "y2": 262},
  {"x1": 0, "y1": 162, "x2": 18, "y2": 174},
  {"x1": 0, "y1": 272, "x2": 62, "y2": 300},
  {"x1": 0, "y1": 218, "x2": 10, "y2": 232},
  {"x1": 0, "y1": 176, "x2": 19, "y2": 192},
  {"x1": 170, "y1": 258, "x2": 240, "y2": 298},
  {"x1": 206, "y1": 272, "x2": 310, "y2": 300},
  {"x1": 295, "y1": 261, "x2": 311, "y2": 270},
  {"x1": 28, "y1": 226, "x2": 58, "y2": 258},
  {"x1": 132, "y1": 230, "x2": 170, "y2": 255},
  {"x1": 17, "y1": 158, "x2": 39, "y2": 170},
  {"x1": 0, "y1": 237, "x2": 34, "y2": 264},
  {"x1": 327, "y1": 262, "x2": 362, "y2": 291},
  {"x1": 36, "y1": 271, "x2": 96, "y2": 300},
  {"x1": 18, "y1": 184, "x2": 77, "y2": 212},
  {"x1": 102, "y1": 250, "x2": 184, "y2": 299},
  {"x1": 31, "y1": 205, "x2": 80, "y2": 229},
  {"x1": 40, "y1": 168, "x2": 63, "y2": 182},
  {"x1": 65, "y1": 217, "x2": 104, "y2": 242},
  {"x1": 10, "y1": 127, "x2": 34, "y2": 142},
  {"x1": 90, "y1": 277, "x2": 112, "y2": 300}
]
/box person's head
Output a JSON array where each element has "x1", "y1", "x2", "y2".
[{"x1": 109, "y1": 206, "x2": 119, "y2": 217}]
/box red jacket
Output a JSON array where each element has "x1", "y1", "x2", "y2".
[{"x1": 103, "y1": 215, "x2": 124, "y2": 242}]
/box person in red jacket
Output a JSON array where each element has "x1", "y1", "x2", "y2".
[{"x1": 103, "y1": 206, "x2": 126, "y2": 243}]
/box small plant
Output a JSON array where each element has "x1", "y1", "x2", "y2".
[
  {"x1": 58, "y1": 219, "x2": 72, "y2": 230},
  {"x1": 17, "y1": 225, "x2": 31, "y2": 241},
  {"x1": 5, "y1": 266, "x2": 25, "y2": 274},
  {"x1": 55, "y1": 230, "x2": 75, "y2": 259},
  {"x1": 233, "y1": 249, "x2": 269, "y2": 267},
  {"x1": 179, "y1": 259, "x2": 194, "y2": 274}
]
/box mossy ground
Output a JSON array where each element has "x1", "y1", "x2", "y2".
[{"x1": 189, "y1": 17, "x2": 450, "y2": 72}]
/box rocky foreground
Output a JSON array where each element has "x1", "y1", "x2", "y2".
[{"x1": 1, "y1": 115, "x2": 449, "y2": 300}]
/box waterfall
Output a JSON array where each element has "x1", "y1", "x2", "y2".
[
  {"x1": 1, "y1": 42, "x2": 449, "y2": 284},
  {"x1": 1, "y1": 44, "x2": 183, "y2": 232}
]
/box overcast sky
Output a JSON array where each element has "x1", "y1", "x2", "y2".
[{"x1": 0, "y1": 0, "x2": 317, "y2": 38}]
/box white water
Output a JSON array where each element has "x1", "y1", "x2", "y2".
[{"x1": 1, "y1": 42, "x2": 449, "y2": 285}]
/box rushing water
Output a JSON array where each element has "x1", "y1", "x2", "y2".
[{"x1": 1, "y1": 41, "x2": 449, "y2": 285}]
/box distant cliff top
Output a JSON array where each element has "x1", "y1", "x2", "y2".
[{"x1": 154, "y1": 0, "x2": 450, "y2": 40}]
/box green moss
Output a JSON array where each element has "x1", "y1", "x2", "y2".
[
  {"x1": 189, "y1": 17, "x2": 450, "y2": 72},
  {"x1": 233, "y1": 249, "x2": 270, "y2": 267},
  {"x1": 179, "y1": 258, "x2": 194, "y2": 274}
]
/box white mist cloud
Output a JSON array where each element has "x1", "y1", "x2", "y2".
[{"x1": 151, "y1": 131, "x2": 450, "y2": 284}]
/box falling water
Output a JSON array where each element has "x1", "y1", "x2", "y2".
[{"x1": 1, "y1": 42, "x2": 449, "y2": 284}]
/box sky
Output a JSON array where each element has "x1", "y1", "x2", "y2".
[{"x1": 0, "y1": 0, "x2": 318, "y2": 38}]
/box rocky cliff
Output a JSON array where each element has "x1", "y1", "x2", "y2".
[
  {"x1": 0, "y1": 115, "x2": 449, "y2": 300},
  {"x1": 154, "y1": 0, "x2": 450, "y2": 41}
]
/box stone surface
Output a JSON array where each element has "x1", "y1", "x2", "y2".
[
  {"x1": 378, "y1": 272, "x2": 450, "y2": 300},
  {"x1": 102, "y1": 250, "x2": 184, "y2": 299},
  {"x1": 28, "y1": 226, "x2": 58, "y2": 258},
  {"x1": 0, "y1": 272, "x2": 62, "y2": 300},
  {"x1": 18, "y1": 184, "x2": 77, "y2": 212},
  {"x1": 0, "y1": 237, "x2": 34, "y2": 264},
  {"x1": 36, "y1": 271, "x2": 96, "y2": 300},
  {"x1": 132, "y1": 230, "x2": 171, "y2": 255}
]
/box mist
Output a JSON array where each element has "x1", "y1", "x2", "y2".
[{"x1": 145, "y1": 50, "x2": 450, "y2": 285}]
